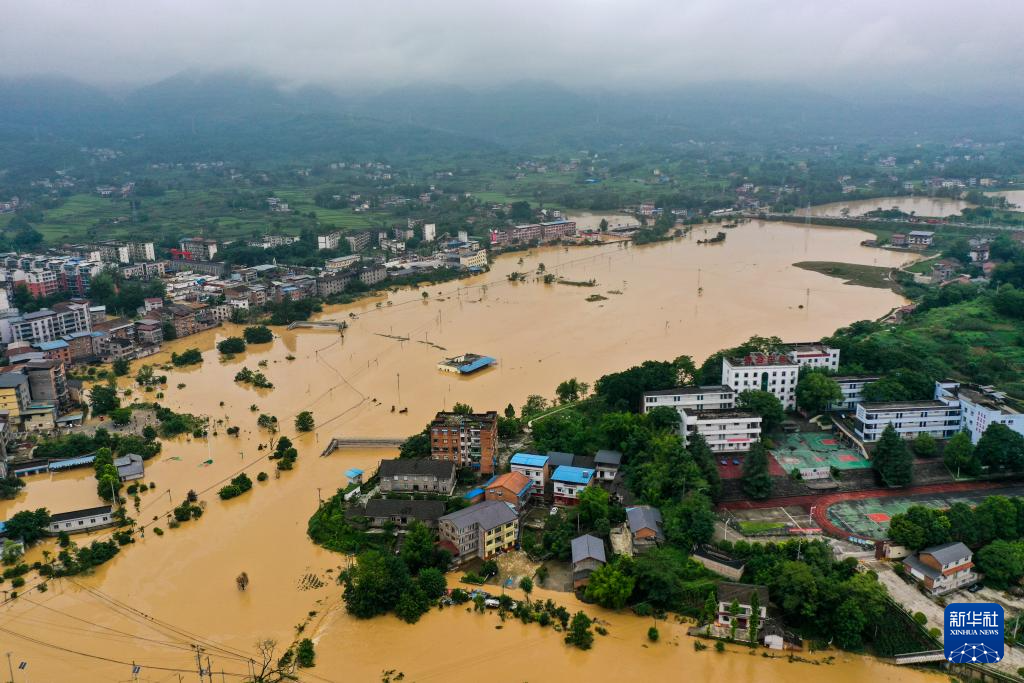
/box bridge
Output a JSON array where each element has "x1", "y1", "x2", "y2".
[
  {"x1": 287, "y1": 320, "x2": 348, "y2": 331},
  {"x1": 892, "y1": 650, "x2": 946, "y2": 665},
  {"x1": 321, "y1": 437, "x2": 405, "y2": 456}
]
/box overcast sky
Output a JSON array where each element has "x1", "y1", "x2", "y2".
[{"x1": 1, "y1": 0, "x2": 1020, "y2": 94}]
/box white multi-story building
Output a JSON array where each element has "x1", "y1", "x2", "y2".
[
  {"x1": 721, "y1": 344, "x2": 840, "y2": 410},
  {"x1": 784, "y1": 342, "x2": 840, "y2": 371},
  {"x1": 643, "y1": 385, "x2": 735, "y2": 415},
  {"x1": 317, "y1": 231, "x2": 342, "y2": 251},
  {"x1": 510, "y1": 453, "x2": 549, "y2": 497},
  {"x1": 9, "y1": 301, "x2": 93, "y2": 344},
  {"x1": 178, "y1": 238, "x2": 219, "y2": 261},
  {"x1": 680, "y1": 409, "x2": 762, "y2": 452},
  {"x1": 829, "y1": 376, "x2": 881, "y2": 411},
  {"x1": 853, "y1": 400, "x2": 961, "y2": 443},
  {"x1": 722, "y1": 353, "x2": 800, "y2": 410},
  {"x1": 423, "y1": 223, "x2": 437, "y2": 242},
  {"x1": 935, "y1": 381, "x2": 1024, "y2": 444}
]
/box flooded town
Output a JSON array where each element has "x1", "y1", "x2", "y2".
[
  {"x1": 0, "y1": 215, "x2": 938, "y2": 680},
  {"x1": 4, "y1": 4, "x2": 1024, "y2": 679}
]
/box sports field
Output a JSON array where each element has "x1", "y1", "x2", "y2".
[
  {"x1": 827, "y1": 487, "x2": 1024, "y2": 539},
  {"x1": 771, "y1": 431, "x2": 870, "y2": 473}
]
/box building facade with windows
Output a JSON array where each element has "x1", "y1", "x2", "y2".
[
  {"x1": 438, "y1": 500, "x2": 519, "y2": 562},
  {"x1": 642, "y1": 385, "x2": 736, "y2": 414},
  {"x1": 829, "y1": 376, "x2": 881, "y2": 411},
  {"x1": 853, "y1": 400, "x2": 961, "y2": 442},
  {"x1": 378, "y1": 459, "x2": 457, "y2": 495},
  {"x1": 551, "y1": 465, "x2": 594, "y2": 506},
  {"x1": 510, "y1": 453, "x2": 549, "y2": 497},
  {"x1": 429, "y1": 411, "x2": 499, "y2": 474},
  {"x1": 903, "y1": 542, "x2": 975, "y2": 595},
  {"x1": 46, "y1": 505, "x2": 114, "y2": 535},
  {"x1": 935, "y1": 381, "x2": 1024, "y2": 444},
  {"x1": 681, "y1": 409, "x2": 762, "y2": 452}
]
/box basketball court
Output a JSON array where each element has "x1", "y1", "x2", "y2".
[{"x1": 771, "y1": 431, "x2": 870, "y2": 474}]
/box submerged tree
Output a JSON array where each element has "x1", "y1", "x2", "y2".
[{"x1": 295, "y1": 411, "x2": 315, "y2": 432}]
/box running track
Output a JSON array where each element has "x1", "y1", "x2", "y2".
[{"x1": 719, "y1": 480, "x2": 1013, "y2": 541}]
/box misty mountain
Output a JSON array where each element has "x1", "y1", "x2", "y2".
[{"x1": 1, "y1": 73, "x2": 1022, "y2": 173}]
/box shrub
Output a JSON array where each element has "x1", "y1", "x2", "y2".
[
  {"x1": 218, "y1": 473, "x2": 253, "y2": 500},
  {"x1": 715, "y1": 641, "x2": 725, "y2": 653},
  {"x1": 648, "y1": 626, "x2": 659, "y2": 642},
  {"x1": 257, "y1": 472, "x2": 269, "y2": 482},
  {"x1": 295, "y1": 638, "x2": 315, "y2": 668},
  {"x1": 243, "y1": 326, "x2": 274, "y2": 344},
  {"x1": 217, "y1": 337, "x2": 247, "y2": 355}
]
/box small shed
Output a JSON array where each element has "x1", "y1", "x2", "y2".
[{"x1": 344, "y1": 468, "x2": 364, "y2": 487}]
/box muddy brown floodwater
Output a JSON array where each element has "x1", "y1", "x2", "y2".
[
  {"x1": 797, "y1": 196, "x2": 973, "y2": 218},
  {"x1": 0, "y1": 220, "x2": 937, "y2": 681}
]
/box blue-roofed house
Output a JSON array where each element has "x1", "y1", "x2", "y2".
[
  {"x1": 436, "y1": 353, "x2": 497, "y2": 375},
  {"x1": 510, "y1": 452, "x2": 549, "y2": 498},
  {"x1": 551, "y1": 465, "x2": 595, "y2": 506},
  {"x1": 344, "y1": 468, "x2": 364, "y2": 486}
]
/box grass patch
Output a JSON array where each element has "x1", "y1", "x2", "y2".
[
  {"x1": 794, "y1": 261, "x2": 897, "y2": 290},
  {"x1": 737, "y1": 520, "x2": 788, "y2": 535}
]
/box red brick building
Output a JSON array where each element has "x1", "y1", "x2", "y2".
[{"x1": 430, "y1": 410, "x2": 499, "y2": 475}]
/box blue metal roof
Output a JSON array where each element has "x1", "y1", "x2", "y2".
[
  {"x1": 344, "y1": 468, "x2": 363, "y2": 478},
  {"x1": 511, "y1": 453, "x2": 548, "y2": 467},
  {"x1": 463, "y1": 487, "x2": 484, "y2": 499},
  {"x1": 551, "y1": 465, "x2": 594, "y2": 485},
  {"x1": 48, "y1": 454, "x2": 97, "y2": 470},
  {"x1": 35, "y1": 340, "x2": 69, "y2": 351},
  {"x1": 458, "y1": 356, "x2": 496, "y2": 373}
]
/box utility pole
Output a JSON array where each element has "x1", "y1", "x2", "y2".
[
  {"x1": 6, "y1": 652, "x2": 13, "y2": 683},
  {"x1": 193, "y1": 645, "x2": 205, "y2": 683}
]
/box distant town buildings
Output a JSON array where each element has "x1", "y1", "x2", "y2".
[
  {"x1": 176, "y1": 237, "x2": 219, "y2": 261},
  {"x1": 488, "y1": 220, "x2": 577, "y2": 246}
]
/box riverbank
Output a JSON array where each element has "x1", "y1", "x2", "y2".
[{"x1": 793, "y1": 261, "x2": 902, "y2": 292}]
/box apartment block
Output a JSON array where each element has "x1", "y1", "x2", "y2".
[{"x1": 429, "y1": 410, "x2": 499, "y2": 474}]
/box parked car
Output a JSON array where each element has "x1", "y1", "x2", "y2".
[
  {"x1": 968, "y1": 583, "x2": 983, "y2": 593},
  {"x1": 732, "y1": 458, "x2": 740, "y2": 466}
]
